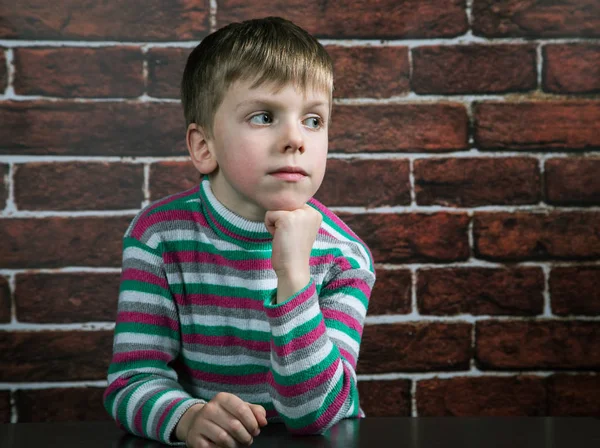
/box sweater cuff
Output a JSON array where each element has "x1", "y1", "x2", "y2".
[{"x1": 165, "y1": 397, "x2": 206, "y2": 446}]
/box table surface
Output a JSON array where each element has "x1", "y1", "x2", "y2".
[{"x1": 1, "y1": 417, "x2": 599, "y2": 447}]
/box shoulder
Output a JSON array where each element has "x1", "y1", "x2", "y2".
[
  {"x1": 308, "y1": 197, "x2": 374, "y2": 273},
  {"x1": 124, "y1": 185, "x2": 202, "y2": 247}
]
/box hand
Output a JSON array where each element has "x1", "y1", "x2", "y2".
[
  {"x1": 265, "y1": 205, "x2": 322, "y2": 303},
  {"x1": 175, "y1": 392, "x2": 267, "y2": 448}
]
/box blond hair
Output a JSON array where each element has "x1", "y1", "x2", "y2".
[{"x1": 181, "y1": 17, "x2": 333, "y2": 138}]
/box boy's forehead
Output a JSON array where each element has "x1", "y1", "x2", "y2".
[{"x1": 229, "y1": 78, "x2": 331, "y2": 103}]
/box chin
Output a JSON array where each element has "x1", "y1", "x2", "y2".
[{"x1": 264, "y1": 194, "x2": 310, "y2": 212}]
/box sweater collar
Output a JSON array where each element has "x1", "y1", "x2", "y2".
[{"x1": 199, "y1": 177, "x2": 273, "y2": 248}]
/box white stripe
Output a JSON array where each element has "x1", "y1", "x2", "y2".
[
  {"x1": 320, "y1": 221, "x2": 371, "y2": 271},
  {"x1": 181, "y1": 348, "x2": 271, "y2": 367},
  {"x1": 272, "y1": 361, "x2": 344, "y2": 419},
  {"x1": 326, "y1": 328, "x2": 360, "y2": 355},
  {"x1": 147, "y1": 229, "x2": 257, "y2": 252},
  {"x1": 114, "y1": 332, "x2": 180, "y2": 351},
  {"x1": 271, "y1": 340, "x2": 334, "y2": 376},
  {"x1": 180, "y1": 314, "x2": 270, "y2": 332},
  {"x1": 270, "y1": 301, "x2": 321, "y2": 337},
  {"x1": 184, "y1": 384, "x2": 271, "y2": 404},
  {"x1": 167, "y1": 271, "x2": 277, "y2": 290},
  {"x1": 124, "y1": 245, "x2": 162, "y2": 264},
  {"x1": 120, "y1": 290, "x2": 174, "y2": 309},
  {"x1": 324, "y1": 293, "x2": 367, "y2": 319}
]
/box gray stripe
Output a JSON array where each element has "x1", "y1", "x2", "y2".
[
  {"x1": 181, "y1": 343, "x2": 270, "y2": 359},
  {"x1": 270, "y1": 332, "x2": 329, "y2": 366},
  {"x1": 123, "y1": 257, "x2": 165, "y2": 279},
  {"x1": 179, "y1": 304, "x2": 266, "y2": 322}
]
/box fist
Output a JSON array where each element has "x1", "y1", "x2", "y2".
[{"x1": 265, "y1": 205, "x2": 322, "y2": 301}]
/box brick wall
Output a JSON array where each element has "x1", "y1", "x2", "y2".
[{"x1": 1, "y1": 0, "x2": 599, "y2": 423}]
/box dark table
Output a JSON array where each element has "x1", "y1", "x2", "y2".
[{"x1": 1, "y1": 417, "x2": 599, "y2": 447}]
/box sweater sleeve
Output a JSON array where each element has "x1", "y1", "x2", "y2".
[
  {"x1": 103, "y1": 236, "x2": 205, "y2": 445},
  {"x1": 263, "y1": 253, "x2": 375, "y2": 434}
]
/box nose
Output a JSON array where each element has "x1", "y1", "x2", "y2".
[{"x1": 281, "y1": 120, "x2": 305, "y2": 154}]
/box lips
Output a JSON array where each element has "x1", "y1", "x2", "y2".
[
  {"x1": 270, "y1": 166, "x2": 307, "y2": 175},
  {"x1": 269, "y1": 166, "x2": 308, "y2": 182}
]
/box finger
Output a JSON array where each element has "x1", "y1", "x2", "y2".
[
  {"x1": 198, "y1": 419, "x2": 240, "y2": 448},
  {"x1": 220, "y1": 395, "x2": 261, "y2": 437},
  {"x1": 248, "y1": 403, "x2": 268, "y2": 427}
]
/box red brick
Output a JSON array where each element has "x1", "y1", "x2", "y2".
[
  {"x1": 544, "y1": 45, "x2": 600, "y2": 94},
  {"x1": 0, "y1": 0, "x2": 209, "y2": 40},
  {"x1": 147, "y1": 48, "x2": 190, "y2": 98},
  {"x1": 418, "y1": 267, "x2": 544, "y2": 316},
  {"x1": 418, "y1": 376, "x2": 546, "y2": 416},
  {"x1": 474, "y1": 101, "x2": 600, "y2": 151},
  {"x1": 0, "y1": 163, "x2": 7, "y2": 210},
  {"x1": 415, "y1": 158, "x2": 540, "y2": 207},
  {"x1": 358, "y1": 380, "x2": 411, "y2": 417},
  {"x1": 0, "y1": 49, "x2": 7, "y2": 92},
  {"x1": 412, "y1": 45, "x2": 536, "y2": 94},
  {"x1": 0, "y1": 330, "x2": 113, "y2": 381},
  {"x1": 368, "y1": 269, "x2": 412, "y2": 315},
  {"x1": 359, "y1": 323, "x2": 472, "y2": 373},
  {"x1": 341, "y1": 213, "x2": 470, "y2": 264},
  {"x1": 14, "y1": 162, "x2": 144, "y2": 211},
  {"x1": 0, "y1": 391, "x2": 9, "y2": 423},
  {"x1": 0, "y1": 101, "x2": 186, "y2": 156},
  {"x1": 13, "y1": 47, "x2": 144, "y2": 98},
  {"x1": 217, "y1": 0, "x2": 468, "y2": 39},
  {"x1": 550, "y1": 267, "x2": 600, "y2": 316},
  {"x1": 476, "y1": 321, "x2": 600, "y2": 369},
  {"x1": 545, "y1": 158, "x2": 600, "y2": 205},
  {"x1": 472, "y1": 0, "x2": 600, "y2": 38},
  {"x1": 0, "y1": 217, "x2": 130, "y2": 268},
  {"x1": 330, "y1": 104, "x2": 468, "y2": 153},
  {"x1": 315, "y1": 159, "x2": 410, "y2": 207},
  {"x1": 327, "y1": 46, "x2": 409, "y2": 98},
  {"x1": 15, "y1": 273, "x2": 120, "y2": 323},
  {"x1": 149, "y1": 161, "x2": 200, "y2": 201},
  {"x1": 547, "y1": 374, "x2": 600, "y2": 416},
  {"x1": 0, "y1": 276, "x2": 10, "y2": 323},
  {"x1": 474, "y1": 212, "x2": 600, "y2": 261},
  {"x1": 16, "y1": 388, "x2": 110, "y2": 422}
]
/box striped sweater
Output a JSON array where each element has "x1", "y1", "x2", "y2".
[{"x1": 103, "y1": 178, "x2": 375, "y2": 444}]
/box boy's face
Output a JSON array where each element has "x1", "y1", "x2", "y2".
[{"x1": 206, "y1": 78, "x2": 330, "y2": 221}]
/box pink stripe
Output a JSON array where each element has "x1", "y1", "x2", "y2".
[
  {"x1": 155, "y1": 397, "x2": 184, "y2": 439},
  {"x1": 338, "y1": 347, "x2": 357, "y2": 369},
  {"x1": 112, "y1": 350, "x2": 172, "y2": 365},
  {"x1": 309, "y1": 254, "x2": 353, "y2": 271},
  {"x1": 121, "y1": 268, "x2": 168, "y2": 290},
  {"x1": 183, "y1": 366, "x2": 267, "y2": 386},
  {"x1": 309, "y1": 198, "x2": 362, "y2": 242},
  {"x1": 133, "y1": 209, "x2": 208, "y2": 240},
  {"x1": 174, "y1": 293, "x2": 265, "y2": 311},
  {"x1": 132, "y1": 186, "x2": 200, "y2": 238},
  {"x1": 163, "y1": 251, "x2": 272, "y2": 270},
  {"x1": 134, "y1": 402, "x2": 144, "y2": 435},
  {"x1": 265, "y1": 282, "x2": 315, "y2": 318},
  {"x1": 117, "y1": 311, "x2": 179, "y2": 332},
  {"x1": 104, "y1": 376, "x2": 130, "y2": 400},
  {"x1": 322, "y1": 308, "x2": 362, "y2": 334},
  {"x1": 272, "y1": 319, "x2": 326, "y2": 358},
  {"x1": 295, "y1": 362, "x2": 352, "y2": 434},
  {"x1": 324, "y1": 277, "x2": 371, "y2": 299},
  {"x1": 182, "y1": 334, "x2": 270, "y2": 352},
  {"x1": 206, "y1": 207, "x2": 272, "y2": 243},
  {"x1": 268, "y1": 358, "x2": 339, "y2": 398}
]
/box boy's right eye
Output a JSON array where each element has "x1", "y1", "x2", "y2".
[{"x1": 249, "y1": 113, "x2": 272, "y2": 125}]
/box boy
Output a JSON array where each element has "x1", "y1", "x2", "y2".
[{"x1": 104, "y1": 17, "x2": 375, "y2": 448}]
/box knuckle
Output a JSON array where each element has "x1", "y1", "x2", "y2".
[{"x1": 215, "y1": 429, "x2": 230, "y2": 446}]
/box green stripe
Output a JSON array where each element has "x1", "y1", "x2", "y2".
[
  {"x1": 164, "y1": 240, "x2": 271, "y2": 260},
  {"x1": 108, "y1": 359, "x2": 170, "y2": 376},
  {"x1": 170, "y1": 282, "x2": 274, "y2": 298},
  {"x1": 120, "y1": 280, "x2": 171, "y2": 297},
  {"x1": 115, "y1": 322, "x2": 179, "y2": 339},
  {"x1": 180, "y1": 324, "x2": 269, "y2": 341},
  {"x1": 320, "y1": 285, "x2": 368, "y2": 310}
]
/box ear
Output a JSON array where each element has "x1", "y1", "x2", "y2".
[{"x1": 186, "y1": 123, "x2": 218, "y2": 174}]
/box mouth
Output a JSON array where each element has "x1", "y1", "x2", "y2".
[{"x1": 269, "y1": 166, "x2": 308, "y2": 181}]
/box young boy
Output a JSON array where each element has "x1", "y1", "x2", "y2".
[{"x1": 103, "y1": 16, "x2": 375, "y2": 448}]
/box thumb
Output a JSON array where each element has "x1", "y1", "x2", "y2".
[{"x1": 248, "y1": 403, "x2": 268, "y2": 427}]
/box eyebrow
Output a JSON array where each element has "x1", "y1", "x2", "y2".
[{"x1": 235, "y1": 99, "x2": 329, "y2": 112}]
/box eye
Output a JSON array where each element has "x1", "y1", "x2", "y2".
[
  {"x1": 249, "y1": 113, "x2": 272, "y2": 125},
  {"x1": 303, "y1": 116, "x2": 323, "y2": 130}
]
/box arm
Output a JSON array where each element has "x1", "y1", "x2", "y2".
[
  {"x1": 103, "y1": 236, "x2": 204, "y2": 445},
  {"x1": 264, "y1": 206, "x2": 375, "y2": 434}
]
